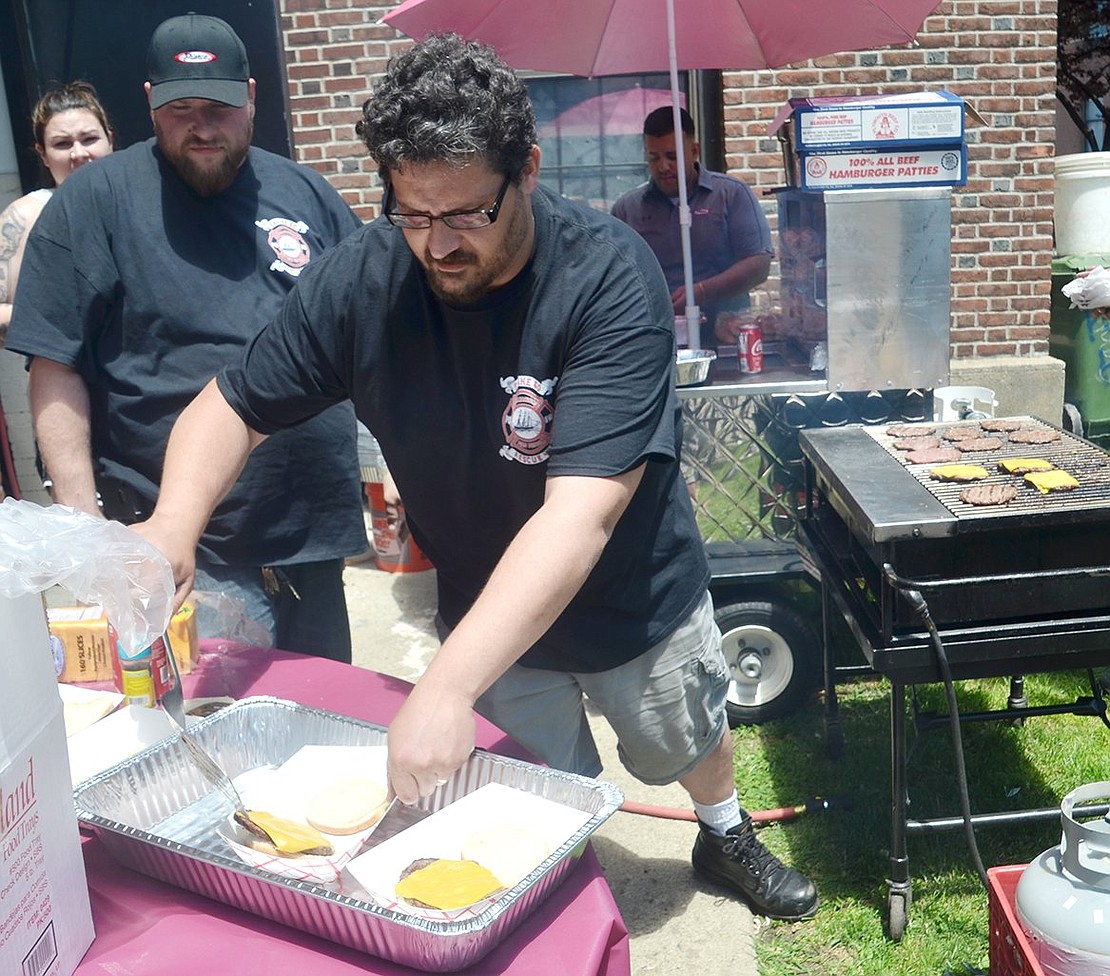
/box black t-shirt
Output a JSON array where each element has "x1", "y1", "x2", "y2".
[
  {"x1": 9, "y1": 139, "x2": 366, "y2": 566},
  {"x1": 220, "y1": 184, "x2": 711, "y2": 672}
]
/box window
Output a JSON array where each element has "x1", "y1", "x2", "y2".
[{"x1": 525, "y1": 73, "x2": 688, "y2": 212}]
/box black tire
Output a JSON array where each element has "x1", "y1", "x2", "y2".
[
  {"x1": 887, "y1": 888, "x2": 909, "y2": 941},
  {"x1": 714, "y1": 597, "x2": 820, "y2": 726}
]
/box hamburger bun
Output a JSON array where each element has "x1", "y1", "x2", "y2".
[{"x1": 305, "y1": 776, "x2": 391, "y2": 835}]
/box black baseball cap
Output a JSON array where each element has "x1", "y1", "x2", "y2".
[{"x1": 146, "y1": 14, "x2": 250, "y2": 109}]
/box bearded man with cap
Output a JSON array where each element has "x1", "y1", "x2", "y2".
[{"x1": 7, "y1": 14, "x2": 365, "y2": 661}]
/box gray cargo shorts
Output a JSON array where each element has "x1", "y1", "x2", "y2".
[{"x1": 472, "y1": 590, "x2": 728, "y2": 783}]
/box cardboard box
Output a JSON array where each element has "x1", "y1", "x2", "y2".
[
  {"x1": 799, "y1": 144, "x2": 966, "y2": 190},
  {"x1": 769, "y1": 90, "x2": 966, "y2": 151},
  {"x1": 48, "y1": 602, "x2": 196, "y2": 685},
  {"x1": 1, "y1": 592, "x2": 95, "y2": 975}
]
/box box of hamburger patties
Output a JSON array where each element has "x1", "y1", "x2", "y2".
[
  {"x1": 798, "y1": 144, "x2": 967, "y2": 190},
  {"x1": 1, "y1": 593, "x2": 95, "y2": 976},
  {"x1": 770, "y1": 90, "x2": 966, "y2": 151}
]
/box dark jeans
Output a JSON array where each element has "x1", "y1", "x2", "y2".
[
  {"x1": 96, "y1": 476, "x2": 353, "y2": 663},
  {"x1": 192, "y1": 558, "x2": 352, "y2": 664}
]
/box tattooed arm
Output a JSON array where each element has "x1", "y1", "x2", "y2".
[{"x1": 0, "y1": 192, "x2": 50, "y2": 347}]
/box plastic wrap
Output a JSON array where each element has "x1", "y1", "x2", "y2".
[
  {"x1": 1062, "y1": 265, "x2": 1110, "y2": 310},
  {"x1": 0, "y1": 497, "x2": 174, "y2": 655}
]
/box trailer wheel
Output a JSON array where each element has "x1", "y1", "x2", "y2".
[{"x1": 714, "y1": 598, "x2": 819, "y2": 726}]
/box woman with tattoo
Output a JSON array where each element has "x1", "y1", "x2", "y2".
[
  {"x1": 0, "y1": 81, "x2": 112, "y2": 497},
  {"x1": 0, "y1": 81, "x2": 113, "y2": 343}
]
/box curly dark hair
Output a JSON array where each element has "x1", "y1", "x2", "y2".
[{"x1": 356, "y1": 33, "x2": 536, "y2": 184}]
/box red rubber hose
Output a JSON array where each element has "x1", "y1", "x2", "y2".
[{"x1": 619, "y1": 795, "x2": 846, "y2": 825}]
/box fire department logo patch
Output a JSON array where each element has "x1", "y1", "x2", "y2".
[
  {"x1": 256, "y1": 217, "x2": 311, "y2": 276},
  {"x1": 500, "y1": 375, "x2": 557, "y2": 464}
]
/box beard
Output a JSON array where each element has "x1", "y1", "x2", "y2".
[
  {"x1": 155, "y1": 119, "x2": 252, "y2": 197},
  {"x1": 422, "y1": 199, "x2": 532, "y2": 307}
]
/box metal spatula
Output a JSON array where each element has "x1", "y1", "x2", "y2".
[{"x1": 159, "y1": 631, "x2": 251, "y2": 818}]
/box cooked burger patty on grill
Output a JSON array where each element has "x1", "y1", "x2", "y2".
[
  {"x1": 998, "y1": 457, "x2": 1055, "y2": 475},
  {"x1": 941, "y1": 426, "x2": 982, "y2": 441},
  {"x1": 887, "y1": 424, "x2": 934, "y2": 437},
  {"x1": 905, "y1": 447, "x2": 963, "y2": 464},
  {"x1": 929, "y1": 463, "x2": 989, "y2": 482},
  {"x1": 959, "y1": 483, "x2": 1018, "y2": 506},
  {"x1": 979, "y1": 418, "x2": 1024, "y2": 432},
  {"x1": 893, "y1": 436, "x2": 941, "y2": 450},
  {"x1": 956, "y1": 436, "x2": 1005, "y2": 452},
  {"x1": 1024, "y1": 470, "x2": 1079, "y2": 493},
  {"x1": 1009, "y1": 429, "x2": 1061, "y2": 444}
]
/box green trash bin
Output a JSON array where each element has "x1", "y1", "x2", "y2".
[{"x1": 1050, "y1": 254, "x2": 1110, "y2": 445}]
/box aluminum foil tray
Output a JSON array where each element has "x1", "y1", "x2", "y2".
[{"x1": 73, "y1": 696, "x2": 623, "y2": 972}]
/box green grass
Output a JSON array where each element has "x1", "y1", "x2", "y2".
[{"x1": 731, "y1": 670, "x2": 1110, "y2": 975}]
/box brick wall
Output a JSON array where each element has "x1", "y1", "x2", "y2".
[{"x1": 278, "y1": 0, "x2": 1059, "y2": 363}]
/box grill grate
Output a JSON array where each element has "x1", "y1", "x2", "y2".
[{"x1": 864, "y1": 417, "x2": 1110, "y2": 524}]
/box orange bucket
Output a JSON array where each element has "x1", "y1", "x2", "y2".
[{"x1": 364, "y1": 482, "x2": 434, "y2": 573}]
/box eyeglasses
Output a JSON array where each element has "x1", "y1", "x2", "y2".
[{"x1": 384, "y1": 173, "x2": 512, "y2": 230}]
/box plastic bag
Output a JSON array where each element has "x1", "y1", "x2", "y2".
[
  {"x1": 0, "y1": 498, "x2": 174, "y2": 656},
  {"x1": 1062, "y1": 266, "x2": 1110, "y2": 310}
]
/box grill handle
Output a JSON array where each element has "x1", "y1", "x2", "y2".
[{"x1": 882, "y1": 562, "x2": 1110, "y2": 593}]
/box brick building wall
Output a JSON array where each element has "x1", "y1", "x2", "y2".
[{"x1": 277, "y1": 0, "x2": 1060, "y2": 366}]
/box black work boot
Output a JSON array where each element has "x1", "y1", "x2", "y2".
[{"x1": 691, "y1": 818, "x2": 819, "y2": 921}]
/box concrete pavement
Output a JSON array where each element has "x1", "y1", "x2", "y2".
[{"x1": 342, "y1": 556, "x2": 760, "y2": 976}]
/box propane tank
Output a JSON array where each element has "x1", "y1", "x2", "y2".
[{"x1": 1015, "y1": 782, "x2": 1110, "y2": 975}]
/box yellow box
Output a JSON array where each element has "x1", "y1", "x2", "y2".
[
  {"x1": 167, "y1": 601, "x2": 197, "y2": 674},
  {"x1": 47, "y1": 605, "x2": 115, "y2": 683},
  {"x1": 48, "y1": 602, "x2": 196, "y2": 684}
]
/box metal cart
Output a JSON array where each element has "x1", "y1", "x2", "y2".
[{"x1": 681, "y1": 185, "x2": 952, "y2": 726}]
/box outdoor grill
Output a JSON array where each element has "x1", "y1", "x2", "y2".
[{"x1": 797, "y1": 416, "x2": 1110, "y2": 938}]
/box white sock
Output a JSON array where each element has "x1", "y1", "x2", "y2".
[{"x1": 693, "y1": 790, "x2": 744, "y2": 835}]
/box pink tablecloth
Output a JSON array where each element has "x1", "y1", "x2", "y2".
[{"x1": 75, "y1": 642, "x2": 630, "y2": 976}]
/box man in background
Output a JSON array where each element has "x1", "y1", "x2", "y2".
[
  {"x1": 7, "y1": 13, "x2": 365, "y2": 660},
  {"x1": 612, "y1": 106, "x2": 773, "y2": 345}
]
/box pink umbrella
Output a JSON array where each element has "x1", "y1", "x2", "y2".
[
  {"x1": 383, "y1": 0, "x2": 943, "y2": 347},
  {"x1": 539, "y1": 88, "x2": 683, "y2": 139}
]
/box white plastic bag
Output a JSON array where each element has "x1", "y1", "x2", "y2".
[
  {"x1": 0, "y1": 498, "x2": 174, "y2": 655},
  {"x1": 1062, "y1": 266, "x2": 1110, "y2": 310}
]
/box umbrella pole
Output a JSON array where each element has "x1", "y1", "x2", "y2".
[{"x1": 667, "y1": 0, "x2": 701, "y2": 349}]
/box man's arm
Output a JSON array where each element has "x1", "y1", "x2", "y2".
[
  {"x1": 686, "y1": 251, "x2": 773, "y2": 315},
  {"x1": 132, "y1": 378, "x2": 268, "y2": 606},
  {"x1": 29, "y1": 358, "x2": 102, "y2": 514},
  {"x1": 387, "y1": 464, "x2": 645, "y2": 803}
]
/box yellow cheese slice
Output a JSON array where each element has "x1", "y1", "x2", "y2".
[
  {"x1": 1023, "y1": 470, "x2": 1080, "y2": 494},
  {"x1": 242, "y1": 810, "x2": 333, "y2": 856},
  {"x1": 395, "y1": 859, "x2": 504, "y2": 910},
  {"x1": 998, "y1": 457, "x2": 1054, "y2": 474},
  {"x1": 929, "y1": 464, "x2": 988, "y2": 482}
]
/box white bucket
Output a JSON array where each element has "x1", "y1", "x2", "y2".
[{"x1": 1054, "y1": 153, "x2": 1110, "y2": 256}]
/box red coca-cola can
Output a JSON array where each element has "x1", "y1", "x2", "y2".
[{"x1": 737, "y1": 323, "x2": 763, "y2": 374}]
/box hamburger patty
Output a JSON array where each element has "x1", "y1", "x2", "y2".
[
  {"x1": 956, "y1": 436, "x2": 1004, "y2": 452},
  {"x1": 999, "y1": 457, "x2": 1055, "y2": 475},
  {"x1": 893, "y1": 436, "x2": 941, "y2": 450},
  {"x1": 887, "y1": 423, "x2": 934, "y2": 438},
  {"x1": 905, "y1": 447, "x2": 962, "y2": 464},
  {"x1": 1009, "y1": 428, "x2": 1062, "y2": 444},
  {"x1": 959, "y1": 483, "x2": 1018, "y2": 506},
  {"x1": 941, "y1": 425, "x2": 982, "y2": 441},
  {"x1": 979, "y1": 418, "x2": 1024, "y2": 432},
  {"x1": 929, "y1": 463, "x2": 989, "y2": 482}
]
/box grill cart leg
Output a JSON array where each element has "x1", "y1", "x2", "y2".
[
  {"x1": 821, "y1": 579, "x2": 845, "y2": 760},
  {"x1": 887, "y1": 679, "x2": 912, "y2": 941},
  {"x1": 1007, "y1": 674, "x2": 1028, "y2": 725}
]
